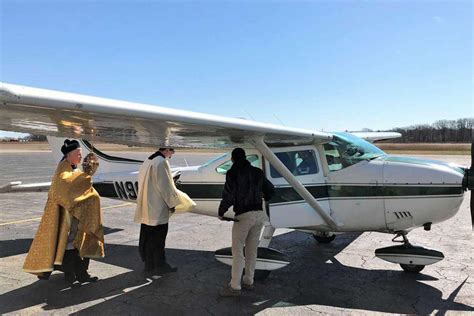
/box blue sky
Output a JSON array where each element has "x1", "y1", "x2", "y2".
[{"x1": 0, "y1": 1, "x2": 472, "y2": 138}]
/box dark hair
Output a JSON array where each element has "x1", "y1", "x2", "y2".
[
  {"x1": 148, "y1": 148, "x2": 175, "y2": 160},
  {"x1": 231, "y1": 147, "x2": 246, "y2": 162},
  {"x1": 159, "y1": 148, "x2": 174, "y2": 152},
  {"x1": 61, "y1": 139, "x2": 80, "y2": 156}
]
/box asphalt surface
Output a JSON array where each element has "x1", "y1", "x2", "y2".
[{"x1": 0, "y1": 152, "x2": 472, "y2": 315}]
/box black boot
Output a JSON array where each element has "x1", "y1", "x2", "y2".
[
  {"x1": 62, "y1": 249, "x2": 77, "y2": 284},
  {"x1": 37, "y1": 271, "x2": 52, "y2": 281},
  {"x1": 74, "y1": 255, "x2": 98, "y2": 283},
  {"x1": 154, "y1": 262, "x2": 178, "y2": 275}
]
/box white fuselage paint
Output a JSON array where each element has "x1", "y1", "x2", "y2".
[{"x1": 85, "y1": 143, "x2": 465, "y2": 235}]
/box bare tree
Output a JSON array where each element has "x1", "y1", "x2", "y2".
[{"x1": 392, "y1": 118, "x2": 473, "y2": 143}]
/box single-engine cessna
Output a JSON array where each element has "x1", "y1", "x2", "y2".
[{"x1": 1, "y1": 82, "x2": 472, "y2": 275}]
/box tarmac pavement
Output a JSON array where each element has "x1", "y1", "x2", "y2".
[{"x1": 0, "y1": 152, "x2": 472, "y2": 315}]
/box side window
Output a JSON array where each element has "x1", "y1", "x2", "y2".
[
  {"x1": 216, "y1": 155, "x2": 260, "y2": 175},
  {"x1": 270, "y1": 150, "x2": 319, "y2": 178},
  {"x1": 323, "y1": 143, "x2": 343, "y2": 171}
]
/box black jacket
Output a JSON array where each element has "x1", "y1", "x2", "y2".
[{"x1": 218, "y1": 159, "x2": 275, "y2": 217}]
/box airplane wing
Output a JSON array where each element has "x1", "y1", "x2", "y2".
[
  {"x1": 350, "y1": 132, "x2": 401, "y2": 143},
  {"x1": 0, "y1": 83, "x2": 332, "y2": 148}
]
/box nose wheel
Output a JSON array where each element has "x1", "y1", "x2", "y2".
[
  {"x1": 393, "y1": 233, "x2": 426, "y2": 273},
  {"x1": 400, "y1": 263, "x2": 425, "y2": 273},
  {"x1": 376, "y1": 232, "x2": 443, "y2": 273},
  {"x1": 312, "y1": 231, "x2": 336, "y2": 243}
]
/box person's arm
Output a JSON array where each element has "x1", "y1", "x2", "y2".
[
  {"x1": 218, "y1": 173, "x2": 234, "y2": 217},
  {"x1": 262, "y1": 177, "x2": 275, "y2": 202},
  {"x1": 55, "y1": 163, "x2": 94, "y2": 210},
  {"x1": 155, "y1": 161, "x2": 180, "y2": 209}
]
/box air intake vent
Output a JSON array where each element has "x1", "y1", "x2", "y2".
[{"x1": 394, "y1": 211, "x2": 413, "y2": 219}]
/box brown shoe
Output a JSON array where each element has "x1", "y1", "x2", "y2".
[
  {"x1": 219, "y1": 285, "x2": 241, "y2": 297},
  {"x1": 242, "y1": 283, "x2": 254, "y2": 291}
]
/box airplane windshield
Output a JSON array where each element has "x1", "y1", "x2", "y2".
[
  {"x1": 324, "y1": 132, "x2": 386, "y2": 171},
  {"x1": 201, "y1": 153, "x2": 229, "y2": 168}
]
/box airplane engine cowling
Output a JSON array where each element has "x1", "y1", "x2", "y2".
[{"x1": 382, "y1": 156, "x2": 465, "y2": 231}]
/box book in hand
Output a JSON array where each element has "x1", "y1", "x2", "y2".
[{"x1": 220, "y1": 216, "x2": 239, "y2": 222}]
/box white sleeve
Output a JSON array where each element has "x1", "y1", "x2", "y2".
[{"x1": 155, "y1": 161, "x2": 180, "y2": 208}]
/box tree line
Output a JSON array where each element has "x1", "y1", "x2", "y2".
[{"x1": 389, "y1": 118, "x2": 473, "y2": 143}]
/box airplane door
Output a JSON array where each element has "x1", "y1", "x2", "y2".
[
  {"x1": 322, "y1": 142, "x2": 386, "y2": 231},
  {"x1": 264, "y1": 146, "x2": 330, "y2": 229},
  {"x1": 182, "y1": 152, "x2": 263, "y2": 218}
]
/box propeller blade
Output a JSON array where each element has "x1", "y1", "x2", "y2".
[
  {"x1": 471, "y1": 140, "x2": 474, "y2": 170},
  {"x1": 471, "y1": 187, "x2": 474, "y2": 230},
  {"x1": 471, "y1": 142, "x2": 473, "y2": 230}
]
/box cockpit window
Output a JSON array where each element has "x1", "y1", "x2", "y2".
[
  {"x1": 270, "y1": 150, "x2": 319, "y2": 178},
  {"x1": 216, "y1": 155, "x2": 260, "y2": 175},
  {"x1": 324, "y1": 132, "x2": 386, "y2": 171},
  {"x1": 202, "y1": 153, "x2": 228, "y2": 168}
]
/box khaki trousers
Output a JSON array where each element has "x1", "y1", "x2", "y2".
[{"x1": 230, "y1": 211, "x2": 266, "y2": 290}]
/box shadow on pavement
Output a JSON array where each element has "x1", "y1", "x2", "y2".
[
  {"x1": 0, "y1": 231, "x2": 472, "y2": 315},
  {"x1": 0, "y1": 226, "x2": 123, "y2": 259}
]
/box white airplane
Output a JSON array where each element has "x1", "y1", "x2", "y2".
[{"x1": 1, "y1": 82, "x2": 472, "y2": 276}]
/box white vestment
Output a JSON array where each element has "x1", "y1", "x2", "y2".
[{"x1": 134, "y1": 155, "x2": 195, "y2": 226}]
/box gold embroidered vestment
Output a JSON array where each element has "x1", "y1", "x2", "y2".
[{"x1": 23, "y1": 160, "x2": 105, "y2": 275}]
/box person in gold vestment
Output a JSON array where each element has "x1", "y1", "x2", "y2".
[{"x1": 23, "y1": 139, "x2": 104, "y2": 284}]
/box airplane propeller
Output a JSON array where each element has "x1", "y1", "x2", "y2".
[
  {"x1": 471, "y1": 142, "x2": 473, "y2": 230},
  {"x1": 464, "y1": 141, "x2": 474, "y2": 230}
]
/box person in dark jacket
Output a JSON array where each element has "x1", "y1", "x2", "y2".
[{"x1": 218, "y1": 147, "x2": 274, "y2": 297}]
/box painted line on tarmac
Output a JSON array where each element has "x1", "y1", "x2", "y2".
[
  {"x1": 0, "y1": 217, "x2": 42, "y2": 226},
  {"x1": 0, "y1": 203, "x2": 133, "y2": 226},
  {"x1": 102, "y1": 202, "x2": 133, "y2": 210}
]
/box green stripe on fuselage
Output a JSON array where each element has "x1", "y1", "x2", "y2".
[
  {"x1": 176, "y1": 183, "x2": 462, "y2": 203},
  {"x1": 328, "y1": 185, "x2": 462, "y2": 198}
]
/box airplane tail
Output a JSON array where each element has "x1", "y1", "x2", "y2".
[
  {"x1": 47, "y1": 136, "x2": 143, "y2": 174},
  {"x1": 350, "y1": 132, "x2": 401, "y2": 143}
]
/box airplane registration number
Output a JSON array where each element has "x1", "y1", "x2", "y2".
[{"x1": 114, "y1": 181, "x2": 139, "y2": 200}]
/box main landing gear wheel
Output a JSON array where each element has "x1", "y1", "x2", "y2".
[
  {"x1": 312, "y1": 232, "x2": 336, "y2": 243},
  {"x1": 400, "y1": 264, "x2": 425, "y2": 273}
]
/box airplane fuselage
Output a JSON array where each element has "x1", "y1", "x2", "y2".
[{"x1": 88, "y1": 134, "x2": 465, "y2": 235}]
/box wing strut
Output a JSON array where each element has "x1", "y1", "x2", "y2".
[{"x1": 251, "y1": 136, "x2": 341, "y2": 230}]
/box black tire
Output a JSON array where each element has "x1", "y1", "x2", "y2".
[
  {"x1": 400, "y1": 264, "x2": 425, "y2": 273},
  {"x1": 254, "y1": 270, "x2": 271, "y2": 281},
  {"x1": 312, "y1": 233, "x2": 336, "y2": 243}
]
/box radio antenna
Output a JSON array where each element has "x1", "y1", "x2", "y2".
[
  {"x1": 273, "y1": 114, "x2": 286, "y2": 126},
  {"x1": 243, "y1": 110, "x2": 255, "y2": 121}
]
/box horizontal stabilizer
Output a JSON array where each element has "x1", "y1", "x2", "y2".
[
  {"x1": 351, "y1": 132, "x2": 401, "y2": 143},
  {"x1": 0, "y1": 181, "x2": 51, "y2": 193}
]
